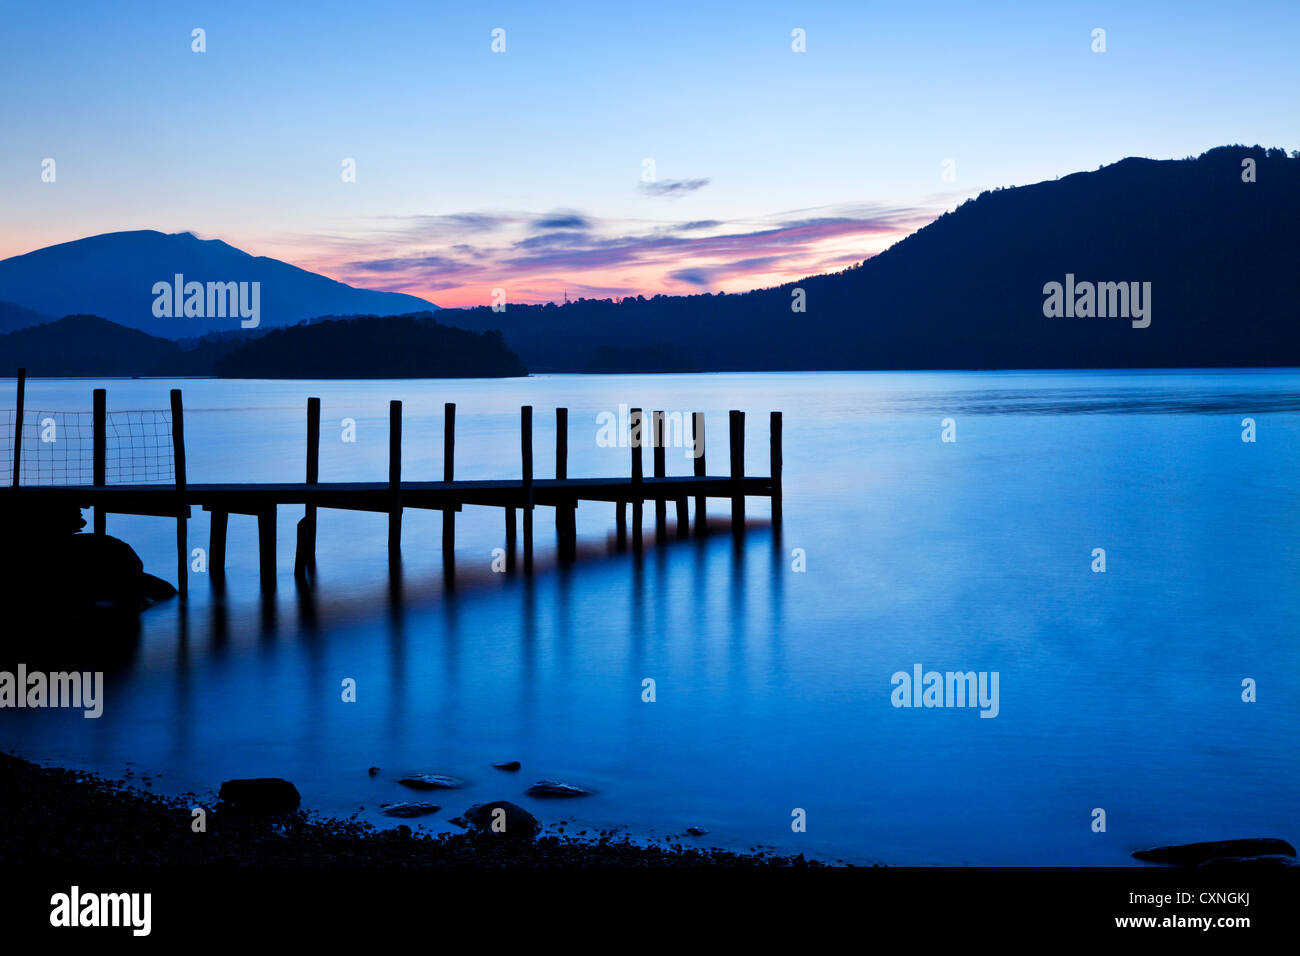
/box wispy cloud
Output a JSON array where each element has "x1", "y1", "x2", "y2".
[
  {"x1": 639, "y1": 178, "x2": 712, "y2": 198},
  {"x1": 294, "y1": 201, "x2": 944, "y2": 307}
]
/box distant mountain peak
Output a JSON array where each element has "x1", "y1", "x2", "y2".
[{"x1": 0, "y1": 231, "x2": 436, "y2": 339}]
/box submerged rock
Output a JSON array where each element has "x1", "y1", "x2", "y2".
[
  {"x1": 525, "y1": 780, "x2": 594, "y2": 798},
  {"x1": 380, "y1": 802, "x2": 440, "y2": 818},
  {"x1": 397, "y1": 774, "x2": 466, "y2": 791},
  {"x1": 463, "y1": 800, "x2": 540, "y2": 839},
  {"x1": 685, "y1": 827, "x2": 708, "y2": 837},
  {"x1": 492, "y1": 761, "x2": 521, "y2": 772},
  {"x1": 1199, "y1": 854, "x2": 1300, "y2": 869},
  {"x1": 1133, "y1": 838, "x2": 1296, "y2": 866},
  {"x1": 217, "y1": 778, "x2": 301, "y2": 813}
]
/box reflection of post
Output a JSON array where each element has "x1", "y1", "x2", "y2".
[
  {"x1": 93, "y1": 388, "x2": 106, "y2": 534},
  {"x1": 442, "y1": 403, "x2": 455, "y2": 562},
  {"x1": 770, "y1": 411, "x2": 783, "y2": 527},
  {"x1": 12, "y1": 368, "x2": 25, "y2": 487},
  {"x1": 692, "y1": 412, "x2": 706, "y2": 535},
  {"x1": 653, "y1": 411, "x2": 667, "y2": 541},
  {"x1": 521, "y1": 405, "x2": 533, "y2": 573},
  {"x1": 729, "y1": 409, "x2": 745, "y2": 533},
  {"x1": 170, "y1": 389, "x2": 188, "y2": 598},
  {"x1": 630, "y1": 407, "x2": 643, "y2": 552}
]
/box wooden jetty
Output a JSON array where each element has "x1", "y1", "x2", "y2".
[{"x1": 2, "y1": 371, "x2": 782, "y2": 597}]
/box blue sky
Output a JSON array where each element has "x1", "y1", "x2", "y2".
[{"x1": 2, "y1": 0, "x2": 1296, "y2": 304}]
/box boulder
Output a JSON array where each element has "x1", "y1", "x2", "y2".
[
  {"x1": 217, "y1": 777, "x2": 301, "y2": 813},
  {"x1": 463, "y1": 800, "x2": 540, "y2": 839},
  {"x1": 1133, "y1": 838, "x2": 1296, "y2": 866},
  {"x1": 492, "y1": 761, "x2": 521, "y2": 772}
]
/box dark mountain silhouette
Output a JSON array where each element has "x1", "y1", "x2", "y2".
[
  {"x1": 436, "y1": 146, "x2": 1300, "y2": 370},
  {"x1": 0, "y1": 315, "x2": 184, "y2": 376},
  {"x1": 0, "y1": 230, "x2": 436, "y2": 339},
  {"x1": 0, "y1": 301, "x2": 54, "y2": 335},
  {"x1": 211, "y1": 314, "x2": 526, "y2": 378},
  {"x1": 0, "y1": 314, "x2": 526, "y2": 378}
]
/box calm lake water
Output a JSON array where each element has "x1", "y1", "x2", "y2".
[{"x1": 3, "y1": 370, "x2": 1299, "y2": 865}]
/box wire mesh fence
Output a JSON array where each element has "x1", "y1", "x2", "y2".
[{"x1": 0, "y1": 408, "x2": 175, "y2": 485}]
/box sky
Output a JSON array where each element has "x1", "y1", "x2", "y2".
[{"x1": 1, "y1": 0, "x2": 1297, "y2": 307}]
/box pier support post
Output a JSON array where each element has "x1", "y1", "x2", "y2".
[
  {"x1": 442, "y1": 402, "x2": 456, "y2": 563},
  {"x1": 770, "y1": 411, "x2": 783, "y2": 527},
  {"x1": 692, "y1": 412, "x2": 706, "y2": 535},
  {"x1": 505, "y1": 506, "x2": 517, "y2": 571},
  {"x1": 521, "y1": 405, "x2": 533, "y2": 574},
  {"x1": 93, "y1": 388, "x2": 106, "y2": 534},
  {"x1": 258, "y1": 506, "x2": 276, "y2": 592},
  {"x1": 630, "y1": 407, "x2": 643, "y2": 552},
  {"x1": 729, "y1": 409, "x2": 745, "y2": 534},
  {"x1": 170, "y1": 389, "x2": 188, "y2": 598},
  {"x1": 555, "y1": 408, "x2": 576, "y2": 562},
  {"x1": 301, "y1": 397, "x2": 320, "y2": 575},
  {"x1": 388, "y1": 400, "x2": 402, "y2": 560},
  {"x1": 210, "y1": 510, "x2": 229, "y2": 579},
  {"x1": 653, "y1": 410, "x2": 667, "y2": 541}
]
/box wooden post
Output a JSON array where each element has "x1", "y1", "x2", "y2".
[
  {"x1": 93, "y1": 388, "x2": 106, "y2": 534},
  {"x1": 729, "y1": 409, "x2": 745, "y2": 532},
  {"x1": 302, "y1": 398, "x2": 318, "y2": 572},
  {"x1": 675, "y1": 496, "x2": 689, "y2": 538},
  {"x1": 388, "y1": 400, "x2": 402, "y2": 559},
  {"x1": 692, "y1": 412, "x2": 707, "y2": 535},
  {"x1": 653, "y1": 410, "x2": 667, "y2": 540},
  {"x1": 615, "y1": 501, "x2": 627, "y2": 547},
  {"x1": 442, "y1": 402, "x2": 455, "y2": 561},
  {"x1": 555, "y1": 407, "x2": 576, "y2": 561},
  {"x1": 258, "y1": 507, "x2": 277, "y2": 592},
  {"x1": 521, "y1": 405, "x2": 533, "y2": 573},
  {"x1": 630, "y1": 407, "x2": 643, "y2": 550},
  {"x1": 210, "y1": 510, "x2": 228, "y2": 579},
  {"x1": 12, "y1": 368, "x2": 25, "y2": 487},
  {"x1": 770, "y1": 411, "x2": 783, "y2": 526},
  {"x1": 170, "y1": 389, "x2": 188, "y2": 598},
  {"x1": 505, "y1": 506, "x2": 517, "y2": 571}
]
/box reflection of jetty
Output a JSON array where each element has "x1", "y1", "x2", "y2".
[{"x1": 2, "y1": 370, "x2": 783, "y2": 595}]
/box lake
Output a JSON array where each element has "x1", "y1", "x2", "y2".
[{"x1": 3, "y1": 370, "x2": 1299, "y2": 865}]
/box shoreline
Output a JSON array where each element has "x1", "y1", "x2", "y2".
[{"x1": 0, "y1": 752, "x2": 834, "y2": 867}]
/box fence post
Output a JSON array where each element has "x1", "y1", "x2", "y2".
[
  {"x1": 93, "y1": 388, "x2": 106, "y2": 534},
  {"x1": 170, "y1": 389, "x2": 188, "y2": 598},
  {"x1": 12, "y1": 368, "x2": 25, "y2": 487}
]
